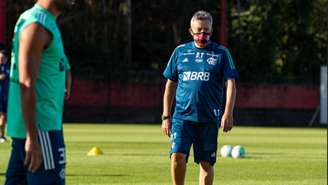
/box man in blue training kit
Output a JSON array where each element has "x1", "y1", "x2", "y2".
[
  {"x1": 162, "y1": 10, "x2": 238, "y2": 185},
  {"x1": 0, "y1": 43, "x2": 10, "y2": 143}
]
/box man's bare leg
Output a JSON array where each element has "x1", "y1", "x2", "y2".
[
  {"x1": 0, "y1": 113, "x2": 7, "y2": 142},
  {"x1": 0, "y1": 113, "x2": 5, "y2": 137},
  {"x1": 199, "y1": 161, "x2": 214, "y2": 185},
  {"x1": 171, "y1": 153, "x2": 187, "y2": 185}
]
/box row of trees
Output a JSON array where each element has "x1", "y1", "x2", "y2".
[
  {"x1": 5, "y1": 0, "x2": 328, "y2": 83},
  {"x1": 230, "y1": 0, "x2": 327, "y2": 83}
]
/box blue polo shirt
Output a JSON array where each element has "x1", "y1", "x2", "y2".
[{"x1": 163, "y1": 41, "x2": 239, "y2": 124}]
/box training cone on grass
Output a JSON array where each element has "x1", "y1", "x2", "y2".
[{"x1": 87, "y1": 146, "x2": 104, "y2": 156}]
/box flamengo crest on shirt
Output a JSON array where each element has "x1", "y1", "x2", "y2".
[
  {"x1": 207, "y1": 57, "x2": 216, "y2": 65},
  {"x1": 207, "y1": 54, "x2": 221, "y2": 66}
]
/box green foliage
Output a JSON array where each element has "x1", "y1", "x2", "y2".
[
  {"x1": 5, "y1": 0, "x2": 328, "y2": 83},
  {"x1": 230, "y1": 0, "x2": 327, "y2": 83}
]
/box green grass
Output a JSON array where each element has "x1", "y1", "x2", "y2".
[{"x1": 0, "y1": 124, "x2": 327, "y2": 185}]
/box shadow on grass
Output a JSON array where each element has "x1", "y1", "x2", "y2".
[
  {"x1": 67, "y1": 174, "x2": 129, "y2": 177},
  {"x1": 240, "y1": 152, "x2": 287, "y2": 159},
  {"x1": 0, "y1": 173, "x2": 5, "y2": 176}
]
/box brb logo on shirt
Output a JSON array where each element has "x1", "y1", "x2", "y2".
[{"x1": 182, "y1": 71, "x2": 210, "y2": 81}]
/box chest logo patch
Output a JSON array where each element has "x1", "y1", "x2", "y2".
[
  {"x1": 207, "y1": 54, "x2": 221, "y2": 66},
  {"x1": 207, "y1": 57, "x2": 216, "y2": 65},
  {"x1": 195, "y1": 52, "x2": 204, "y2": 63},
  {"x1": 182, "y1": 71, "x2": 210, "y2": 81},
  {"x1": 182, "y1": 57, "x2": 189, "y2": 63}
]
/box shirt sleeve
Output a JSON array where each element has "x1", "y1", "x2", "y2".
[
  {"x1": 222, "y1": 48, "x2": 239, "y2": 80},
  {"x1": 163, "y1": 48, "x2": 179, "y2": 82}
]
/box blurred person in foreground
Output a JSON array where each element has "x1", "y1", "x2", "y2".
[
  {"x1": 162, "y1": 10, "x2": 239, "y2": 185},
  {"x1": 4, "y1": 0, "x2": 74, "y2": 184},
  {"x1": 0, "y1": 43, "x2": 10, "y2": 143}
]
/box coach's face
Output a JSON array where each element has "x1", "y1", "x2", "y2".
[
  {"x1": 190, "y1": 19, "x2": 212, "y2": 34},
  {"x1": 189, "y1": 20, "x2": 212, "y2": 48},
  {"x1": 0, "y1": 53, "x2": 6, "y2": 64}
]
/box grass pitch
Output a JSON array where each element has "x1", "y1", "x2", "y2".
[{"x1": 0, "y1": 124, "x2": 327, "y2": 185}]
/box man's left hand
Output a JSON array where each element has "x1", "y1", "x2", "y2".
[{"x1": 220, "y1": 113, "x2": 233, "y2": 132}]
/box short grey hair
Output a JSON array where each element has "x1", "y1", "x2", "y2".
[{"x1": 190, "y1": 10, "x2": 213, "y2": 27}]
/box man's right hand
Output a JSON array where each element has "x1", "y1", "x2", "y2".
[
  {"x1": 24, "y1": 135, "x2": 42, "y2": 173},
  {"x1": 162, "y1": 119, "x2": 171, "y2": 137}
]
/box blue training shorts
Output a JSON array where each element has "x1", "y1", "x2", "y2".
[
  {"x1": 5, "y1": 130, "x2": 66, "y2": 185},
  {"x1": 170, "y1": 119, "x2": 219, "y2": 165}
]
